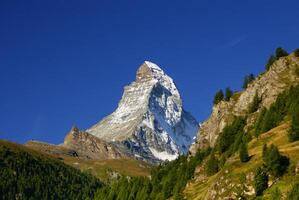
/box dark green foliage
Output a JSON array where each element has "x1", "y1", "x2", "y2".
[
  {"x1": 288, "y1": 106, "x2": 299, "y2": 142},
  {"x1": 254, "y1": 108, "x2": 267, "y2": 137},
  {"x1": 95, "y1": 149, "x2": 211, "y2": 200},
  {"x1": 243, "y1": 73, "x2": 255, "y2": 89},
  {"x1": 287, "y1": 182, "x2": 299, "y2": 200},
  {"x1": 266, "y1": 55, "x2": 276, "y2": 71},
  {"x1": 0, "y1": 143, "x2": 102, "y2": 200},
  {"x1": 294, "y1": 49, "x2": 299, "y2": 57},
  {"x1": 254, "y1": 86, "x2": 299, "y2": 136},
  {"x1": 239, "y1": 142, "x2": 249, "y2": 162},
  {"x1": 248, "y1": 92, "x2": 260, "y2": 113},
  {"x1": 225, "y1": 87, "x2": 233, "y2": 101},
  {"x1": 213, "y1": 89, "x2": 224, "y2": 105},
  {"x1": 254, "y1": 166, "x2": 268, "y2": 196},
  {"x1": 275, "y1": 47, "x2": 288, "y2": 59},
  {"x1": 216, "y1": 117, "x2": 246, "y2": 154},
  {"x1": 205, "y1": 153, "x2": 219, "y2": 176},
  {"x1": 262, "y1": 144, "x2": 289, "y2": 177}
]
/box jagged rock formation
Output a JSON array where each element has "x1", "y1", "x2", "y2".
[
  {"x1": 62, "y1": 127, "x2": 127, "y2": 160},
  {"x1": 26, "y1": 127, "x2": 127, "y2": 160},
  {"x1": 87, "y1": 61, "x2": 199, "y2": 162},
  {"x1": 190, "y1": 54, "x2": 299, "y2": 154}
]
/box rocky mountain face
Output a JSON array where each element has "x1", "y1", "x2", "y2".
[
  {"x1": 26, "y1": 127, "x2": 128, "y2": 160},
  {"x1": 190, "y1": 54, "x2": 299, "y2": 154},
  {"x1": 62, "y1": 127, "x2": 127, "y2": 160},
  {"x1": 86, "y1": 61, "x2": 199, "y2": 163}
]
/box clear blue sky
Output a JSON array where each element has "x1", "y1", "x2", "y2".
[{"x1": 1, "y1": 0, "x2": 299, "y2": 144}]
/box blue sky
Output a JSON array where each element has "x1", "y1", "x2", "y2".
[{"x1": 1, "y1": 0, "x2": 299, "y2": 144}]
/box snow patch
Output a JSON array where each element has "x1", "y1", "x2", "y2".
[{"x1": 149, "y1": 147, "x2": 178, "y2": 161}]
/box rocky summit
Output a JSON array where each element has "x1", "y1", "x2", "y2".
[{"x1": 86, "y1": 61, "x2": 199, "y2": 163}]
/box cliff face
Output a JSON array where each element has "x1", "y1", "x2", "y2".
[
  {"x1": 190, "y1": 54, "x2": 299, "y2": 154},
  {"x1": 62, "y1": 127, "x2": 127, "y2": 160}
]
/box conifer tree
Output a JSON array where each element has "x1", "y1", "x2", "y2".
[
  {"x1": 239, "y1": 142, "x2": 249, "y2": 162},
  {"x1": 248, "y1": 92, "x2": 260, "y2": 113},
  {"x1": 275, "y1": 47, "x2": 288, "y2": 59},
  {"x1": 263, "y1": 144, "x2": 289, "y2": 177},
  {"x1": 266, "y1": 55, "x2": 276, "y2": 71},
  {"x1": 242, "y1": 73, "x2": 255, "y2": 89},
  {"x1": 213, "y1": 90, "x2": 224, "y2": 105},
  {"x1": 254, "y1": 166, "x2": 268, "y2": 196},
  {"x1": 225, "y1": 87, "x2": 233, "y2": 101},
  {"x1": 205, "y1": 153, "x2": 219, "y2": 176},
  {"x1": 288, "y1": 107, "x2": 299, "y2": 142}
]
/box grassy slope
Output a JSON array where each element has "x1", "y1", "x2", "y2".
[
  {"x1": 63, "y1": 157, "x2": 151, "y2": 182},
  {"x1": 184, "y1": 121, "x2": 299, "y2": 199},
  {"x1": 2, "y1": 140, "x2": 151, "y2": 182}
]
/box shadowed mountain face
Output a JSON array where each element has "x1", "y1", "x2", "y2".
[{"x1": 86, "y1": 61, "x2": 199, "y2": 162}]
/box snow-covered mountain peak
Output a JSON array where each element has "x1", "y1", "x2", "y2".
[{"x1": 86, "y1": 61, "x2": 199, "y2": 163}]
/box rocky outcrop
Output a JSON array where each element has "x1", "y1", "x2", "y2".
[
  {"x1": 26, "y1": 127, "x2": 129, "y2": 160},
  {"x1": 62, "y1": 127, "x2": 127, "y2": 160},
  {"x1": 87, "y1": 61, "x2": 199, "y2": 162},
  {"x1": 190, "y1": 54, "x2": 299, "y2": 154}
]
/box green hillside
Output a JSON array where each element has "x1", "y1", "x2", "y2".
[{"x1": 0, "y1": 140, "x2": 102, "y2": 200}]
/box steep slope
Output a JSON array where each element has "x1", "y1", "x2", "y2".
[
  {"x1": 87, "y1": 61, "x2": 199, "y2": 162},
  {"x1": 0, "y1": 140, "x2": 102, "y2": 200},
  {"x1": 62, "y1": 126, "x2": 128, "y2": 160},
  {"x1": 185, "y1": 121, "x2": 299, "y2": 200},
  {"x1": 190, "y1": 53, "x2": 299, "y2": 153}
]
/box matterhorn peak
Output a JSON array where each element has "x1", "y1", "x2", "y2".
[
  {"x1": 136, "y1": 61, "x2": 164, "y2": 82},
  {"x1": 86, "y1": 61, "x2": 198, "y2": 163}
]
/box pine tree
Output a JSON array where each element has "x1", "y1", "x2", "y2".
[
  {"x1": 205, "y1": 153, "x2": 219, "y2": 176},
  {"x1": 248, "y1": 92, "x2": 260, "y2": 113},
  {"x1": 254, "y1": 166, "x2": 268, "y2": 196},
  {"x1": 225, "y1": 87, "x2": 233, "y2": 101},
  {"x1": 239, "y1": 142, "x2": 249, "y2": 162},
  {"x1": 213, "y1": 90, "x2": 224, "y2": 105},
  {"x1": 275, "y1": 47, "x2": 288, "y2": 59},
  {"x1": 288, "y1": 106, "x2": 299, "y2": 142},
  {"x1": 266, "y1": 55, "x2": 276, "y2": 71},
  {"x1": 242, "y1": 73, "x2": 255, "y2": 89},
  {"x1": 263, "y1": 144, "x2": 289, "y2": 177}
]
